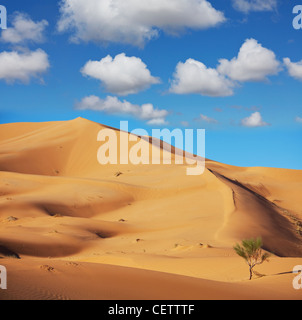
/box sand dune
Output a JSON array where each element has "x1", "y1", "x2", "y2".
[{"x1": 0, "y1": 118, "x2": 301, "y2": 300}]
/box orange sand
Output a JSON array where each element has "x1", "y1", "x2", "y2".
[{"x1": 0, "y1": 118, "x2": 301, "y2": 300}]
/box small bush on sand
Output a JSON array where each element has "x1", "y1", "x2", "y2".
[{"x1": 234, "y1": 237, "x2": 270, "y2": 280}]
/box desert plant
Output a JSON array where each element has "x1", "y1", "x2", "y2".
[{"x1": 234, "y1": 237, "x2": 270, "y2": 280}]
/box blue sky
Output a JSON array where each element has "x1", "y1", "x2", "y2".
[{"x1": 0, "y1": 0, "x2": 301, "y2": 169}]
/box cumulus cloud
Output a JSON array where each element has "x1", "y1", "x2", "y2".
[
  {"x1": 170, "y1": 58, "x2": 234, "y2": 97},
  {"x1": 170, "y1": 39, "x2": 280, "y2": 97},
  {"x1": 241, "y1": 112, "x2": 269, "y2": 127},
  {"x1": 81, "y1": 53, "x2": 160, "y2": 96},
  {"x1": 296, "y1": 116, "x2": 302, "y2": 123},
  {"x1": 0, "y1": 49, "x2": 50, "y2": 84},
  {"x1": 1, "y1": 12, "x2": 48, "y2": 44},
  {"x1": 232, "y1": 0, "x2": 277, "y2": 13},
  {"x1": 57, "y1": 0, "x2": 225, "y2": 46},
  {"x1": 218, "y1": 38, "x2": 280, "y2": 82},
  {"x1": 283, "y1": 58, "x2": 302, "y2": 81},
  {"x1": 76, "y1": 95, "x2": 169, "y2": 125}
]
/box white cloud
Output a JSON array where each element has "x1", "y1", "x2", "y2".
[
  {"x1": 241, "y1": 112, "x2": 269, "y2": 127},
  {"x1": 180, "y1": 121, "x2": 189, "y2": 127},
  {"x1": 218, "y1": 38, "x2": 280, "y2": 82},
  {"x1": 232, "y1": 0, "x2": 277, "y2": 13},
  {"x1": 283, "y1": 58, "x2": 302, "y2": 81},
  {"x1": 76, "y1": 95, "x2": 168, "y2": 125},
  {"x1": 57, "y1": 0, "x2": 225, "y2": 46},
  {"x1": 1, "y1": 12, "x2": 48, "y2": 44},
  {"x1": 81, "y1": 53, "x2": 160, "y2": 96},
  {"x1": 0, "y1": 49, "x2": 50, "y2": 84},
  {"x1": 170, "y1": 58, "x2": 234, "y2": 97},
  {"x1": 296, "y1": 116, "x2": 302, "y2": 123},
  {"x1": 170, "y1": 39, "x2": 280, "y2": 97},
  {"x1": 199, "y1": 114, "x2": 219, "y2": 124}
]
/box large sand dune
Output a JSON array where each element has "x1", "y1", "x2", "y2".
[{"x1": 0, "y1": 118, "x2": 301, "y2": 300}]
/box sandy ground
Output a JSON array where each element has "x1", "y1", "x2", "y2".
[{"x1": 0, "y1": 118, "x2": 301, "y2": 300}]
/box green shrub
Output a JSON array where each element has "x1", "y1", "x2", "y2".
[{"x1": 234, "y1": 237, "x2": 270, "y2": 280}]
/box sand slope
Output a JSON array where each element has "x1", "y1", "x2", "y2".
[{"x1": 0, "y1": 118, "x2": 301, "y2": 300}]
